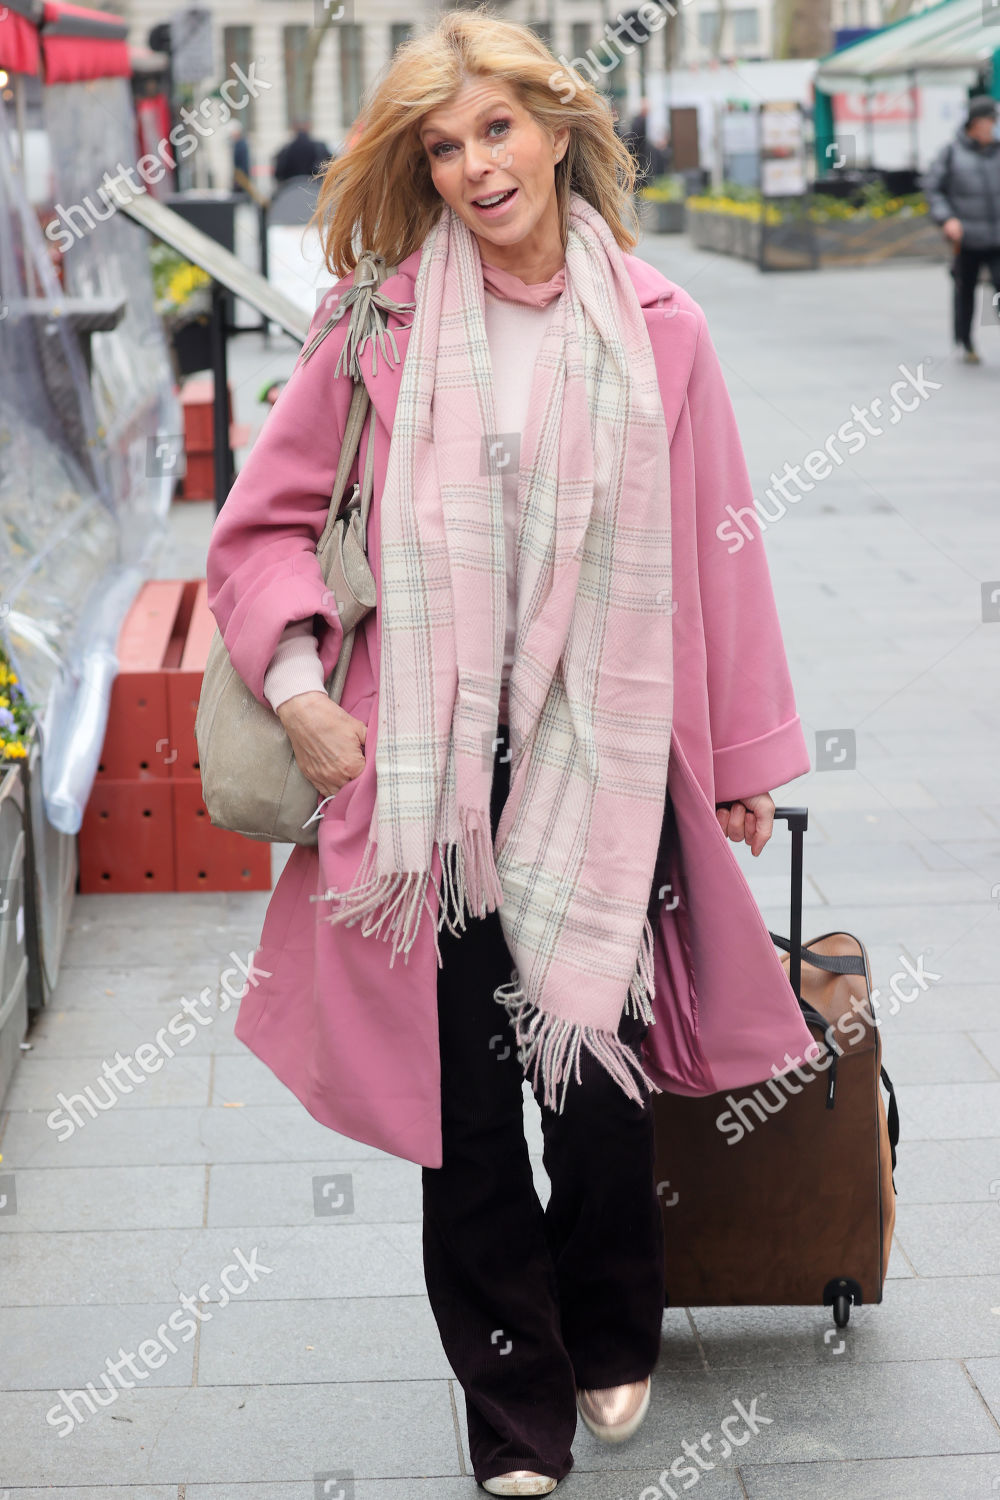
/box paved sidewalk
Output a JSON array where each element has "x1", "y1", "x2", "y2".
[{"x1": 1, "y1": 234, "x2": 999, "y2": 1498}]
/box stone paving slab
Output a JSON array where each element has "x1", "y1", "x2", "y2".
[
  {"x1": 967, "y1": 1357, "x2": 1000, "y2": 1423},
  {"x1": 40, "y1": 964, "x2": 244, "y2": 1010},
  {"x1": 741, "y1": 1453, "x2": 1000, "y2": 1499},
  {"x1": 864, "y1": 1031, "x2": 999, "y2": 1084},
  {"x1": 0, "y1": 1304, "x2": 196, "y2": 1388},
  {"x1": 892, "y1": 1137, "x2": 1000, "y2": 1202},
  {"x1": 61, "y1": 920, "x2": 264, "y2": 971},
  {"x1": 895, "y1": 1082, "x2": 1000, "y2": 1139},
  {"x1": 0, "y1": 1224, "x2": 426, "y2": 1307},
  {"x1": 452, "y1": 1359, "x2": 1000, "y2": 1471},
  {"x1": 25, "y1": 1002, "x2": 242, "y2": 1057},
  {"x1": 0, "y1": 1102, "x2": 393, "y2": 1170},
  {"x1": 0, "y1": 1381, "x2": 461, "y2": 1487},
  {"x1": 4, "y1": 1055, "x2": 213, "y2": 1112},
  {"x1": 893, "y1": 1202, "x2": 1000, "y2": 1276},
  {"x1": 0, "y1": 1165, "x2": 207, "y2": 1234},
  {"x1": 688, "y1": 1276, "x2": 1000, "y2": 1364},
  {"x1": 205, "y1": 1158, "x2": 423, "y2": 1228}
]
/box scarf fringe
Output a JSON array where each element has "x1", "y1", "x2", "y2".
[
  {"x1": 459, "y1": 805, "x2": 504, "y2": 919},
  {"x1": 624, "y1": 915, "x2": 657, "y2": 1024},
  {"x1": 494, "y1": 976, "x2": 661, "y2": 1115},
  {"x1": 317, "y1": 826, "x2": 501, "y2": 965}
]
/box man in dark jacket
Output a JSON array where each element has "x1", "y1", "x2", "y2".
[
  {"x1": 273, "y1": 122, "x2": 331, "y2": 185},
  {"x1": 923, "y1": 96, "x2": 1000, "y2": 363}
]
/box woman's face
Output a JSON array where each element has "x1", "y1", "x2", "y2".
[{"x1": 419, "y1": 78, "x2": 569, "y2": 271}]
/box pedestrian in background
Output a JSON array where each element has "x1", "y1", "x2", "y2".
[
  {"x1": 924, "y1": 95, "x2": 1000, "y2": 364},
  {"x1": 231, "y1": 126, "x2": 251, "y2": 195},
  {"x1": 206, "y1": 11, "x2": 817, "y2": 1495},
  {"x1": 273, "y1": 120, "x2": 331, "y2": 184}
]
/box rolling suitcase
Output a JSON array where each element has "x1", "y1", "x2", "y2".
[{"x1": 652, "y1": 805, "x2": 899, "y2": 1329}]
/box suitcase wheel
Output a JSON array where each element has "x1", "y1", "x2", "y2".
[{"x1": 832, "y1": 1294, "x2": 851, "y2": 1329}]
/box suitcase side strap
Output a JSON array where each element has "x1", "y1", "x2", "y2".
[
  {"x1": 880, "y1": 1064, "x2": 900, "y2": 1175},
  {"x1": 769, "y1": 932, "x2": 867, "y2": 976}
]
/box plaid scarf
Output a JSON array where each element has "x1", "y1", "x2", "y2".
[{"x1": 323, "y1": 192, "x2": 674, "y2": 1111}]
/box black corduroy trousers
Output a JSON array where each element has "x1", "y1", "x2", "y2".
[{"x1": 421, "y1": 727, "x2": 671, "y2": 1486}]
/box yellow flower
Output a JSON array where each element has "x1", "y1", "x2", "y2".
[
  {"x1": 0, "y1": 696, "x2": 8, "y2": 709},
  {"x1": 2, "y1": 741, "x2": 27, "y2": 759}
]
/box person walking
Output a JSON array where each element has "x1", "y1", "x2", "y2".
[
  {"x1": 924, "y1": 95, "x2": 1000, "y2": 364},
  {"x1": 272, "y1": 120, "x2": 331, "y2": 184},
  {"x1": 205, "y1": 12, "x2": 819, "y2": 1495}
]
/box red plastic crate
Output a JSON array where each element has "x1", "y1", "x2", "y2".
[
  {"x1": 181, "y1": 375, "x2": 232, "y2": 452},
  {"x1": 81, "y1": 579, "x2": 273, "y2": 894},
  {"x1": 78, "y1": 781, "x2": 176, "y2": 892},
  {"x1": 173, "y1": 780, "x2": 270, "y2": 892}
]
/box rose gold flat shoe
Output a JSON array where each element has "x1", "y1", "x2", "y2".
[
  {"x1": 482, "y1": 1473, "x2": 558, "y2": 1496},
  {"x1": 576, "y1": 1376, "x2": 651, "y2": 1443}
]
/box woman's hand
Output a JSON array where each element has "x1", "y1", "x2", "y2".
[
  {"x1": 716, "y1": 793, "x2": 775, "y2": 857},
  {"x1": 275, "y1": 692, "x2": 367, "y2": 798},
  {"x1": 943, "y1": 216, "x2": 963, "y2": 244}
]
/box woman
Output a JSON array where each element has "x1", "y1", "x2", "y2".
[{"x1": 205, "y1": 12, "x2": 819, "y2": 1495}]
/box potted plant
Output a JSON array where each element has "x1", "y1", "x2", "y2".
[
  {"x1": 638, "y1": 174, "x2": 688, "y2": 234},
  {"x1": 150, "y1": 241, "x2": 214, "y2": 378}
]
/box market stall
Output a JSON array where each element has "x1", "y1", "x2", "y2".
[{"x1": 0, "y1": 0, "x2": 179, "y2": 1057}]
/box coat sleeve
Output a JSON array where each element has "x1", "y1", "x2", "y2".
[
  {"x1": 922, "y1": 143, "x2": 954, "y2": 226},
  {"x1": 204, "y1": 289, "x2": 359, "y2": 706},
  {"x1": 687, "y1": 312, "x2": 811, "y2": 801}
]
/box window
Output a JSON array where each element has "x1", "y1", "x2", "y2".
[
  {"x1": 284, "y1": 25, "x2": 310, "y2": 128},
  {"x1": 223, "y1": 26, "x2": 254, "y2": 130},
  {"x1": 339, "y1": 23, "x2": 364, "y2": 130},
  {"x1": 390, "y1": 22, "x2": 414, "y2": 55},
  {"x1": 570, "y1": 21, "x2": 591, "y2": 60},
  {"x1": 530, "y1": 20, "x2": 554, "y2": 52},
  {"x1": 731, "y1": 8, "x2": 760, "y2": 44},
  {"x1": 697, "y1": 11, "x2": 719, "y2": 48}
]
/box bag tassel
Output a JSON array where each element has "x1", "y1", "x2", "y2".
[{"x1": 301, "y1": 252, "x2": 416, "y2": 380}]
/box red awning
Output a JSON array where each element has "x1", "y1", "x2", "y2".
[
  {"x1": 41, "y1": 0, "x2": 130, "y2": 83},
  {"x1": 0, "y1": 6, "x2": 42, "y2": 75}
]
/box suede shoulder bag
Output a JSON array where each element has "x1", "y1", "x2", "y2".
[{"x1": 195, "y1": 253, "x2": 409, "y2": 845}]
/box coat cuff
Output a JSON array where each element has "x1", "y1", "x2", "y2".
[{"x1": 713, "y1": 716, "x2": 811, "y2": 802}]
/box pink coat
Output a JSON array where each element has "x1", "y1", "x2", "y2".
[{"x1": 205, "y1": 247, "x2": 822, "y2": 1168}]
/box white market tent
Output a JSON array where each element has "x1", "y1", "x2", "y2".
[{"x1": 816, "y1": 0, "x2": 998, "y2": 92}]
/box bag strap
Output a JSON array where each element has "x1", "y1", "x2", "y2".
[{"x1": 312, "y1": 253, "x2": 401, "y2": 556}]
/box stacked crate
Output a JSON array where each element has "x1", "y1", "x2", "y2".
[
  {"x1": 178, "y1": 376, "x2": 249, "y2": 502},
  {"x1": 78, "y1": 579, "x2": 271, "y2": 893}
]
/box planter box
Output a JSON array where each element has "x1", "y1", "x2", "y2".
[
  {"x1": 0, "y1": 762, "x2": 29, "y2": 1105},
  {"x1": 812, "y1": 215, "x2": 948, "y2": 265},
  {"x1": 687, "y1": 206, "x2": 946, "y2": 268},
  {"x1": 22, "y1": 730, "x2": 77, "y2": 1016},
  {"x1": 688, "y1": 209, "x2": 762, "y2": 262},
  {"x1": 639, "y1": 199, "x2": 686, "y2": 234}
]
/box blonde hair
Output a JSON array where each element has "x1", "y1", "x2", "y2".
[{"x1": 311, "y1": 5, "x2": 640, "y2": 277}]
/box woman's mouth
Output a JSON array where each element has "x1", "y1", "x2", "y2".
[{"x1": 470, "y1": 186, "x2": 518, "y2": 217}]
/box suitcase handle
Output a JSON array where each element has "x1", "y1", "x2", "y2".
[{"x1": 771, "y1": 805, "x2": 807, "y2": 1000}]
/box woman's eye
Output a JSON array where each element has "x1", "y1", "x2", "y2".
[{"x1": 431, "y1": 119, "x2": 511, "y2": 159}]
